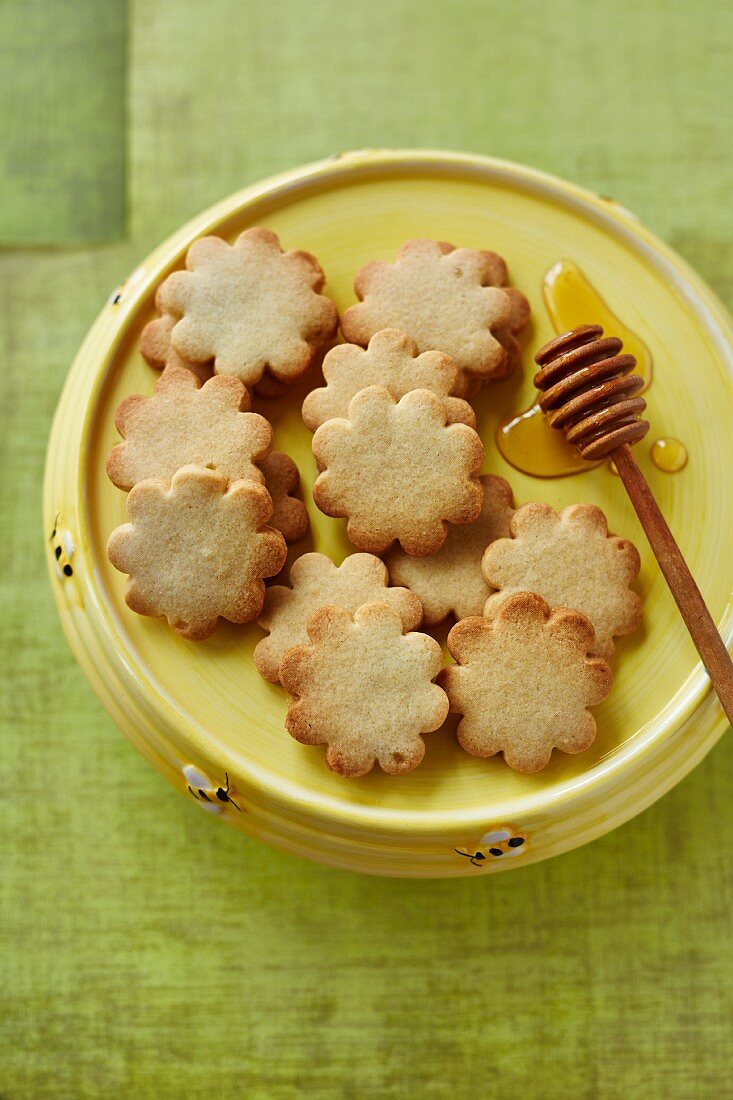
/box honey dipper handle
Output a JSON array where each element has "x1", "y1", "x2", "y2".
[{"x1": 613, "y1": 444, "x2": 733, "y2": 726}]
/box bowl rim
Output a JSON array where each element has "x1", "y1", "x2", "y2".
[{"x1": 45, "y1": 147, "x2": 733, "y2": 838}]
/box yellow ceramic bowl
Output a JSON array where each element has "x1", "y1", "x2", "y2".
[{"x1": 45, "y1": 150, "x2": 733, "y2": 877}]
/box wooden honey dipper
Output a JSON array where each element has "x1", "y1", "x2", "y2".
[{"x1": 534, "y1": 324, "x2": 733, "y2": 725}]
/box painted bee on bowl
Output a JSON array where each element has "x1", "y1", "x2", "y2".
[
  {"x1": 455, "y1": 827, "x2": 527, "y2": 867},
  {"x1": 183, "y1": 764, "x2": 242, "y2": 814},
  {"x1": 49, "y1": 513, "x2": 75, "y2": 579}
]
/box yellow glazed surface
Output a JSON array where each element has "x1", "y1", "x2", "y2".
[{"x1": 45, "y1": 151, "x2": 733, "y2": 876}]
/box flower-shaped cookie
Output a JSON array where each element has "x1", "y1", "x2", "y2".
[
  {"x1": 302, "y1": 328, "x2": 475, "y2": 431},
  {"x1": 255, "y1": 551, "x2": 422, "y2": 682},
  {"x1": 341, "y1": 239, "x2": 517, "y2": 380},
  {"x1": 259, "y1": 451, "x2": 309, "y2": 544},
  {"x1": 279, "y1": 602, "x2": 448, "y2": 776},
  {"x1": 386, "y1": 475, "x2": 515, "y2": 625},
  {"x1": 439, "y1": 593, "x2": 613, "y2": 773},
  {"x1": 106, "y1": 367, "x2": 273, "y2": 491},
  {"x1": 312, "y1": 386, "x2": 484, "y2": 556},
  {"x1": 482, "y1": 502, "x2": 642, "y2": 658},
  {"x1": 139, "y1": 309, "x2": 213, "y2": 383},
  {"x1": 107, "y1": 465, "x2": 286, "y2": 640},
  {"x1": 157, "y1": 228, "x2": 338, "y2": 387}
]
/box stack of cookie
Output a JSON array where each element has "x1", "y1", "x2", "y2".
[
  {"x1": 437, "y1": 502, "x2": 640, "y2": 773},
  {"x1": 106, "y1": 228, "x2": 336, "y2": 639},
  {"x1": 255, "y1": 552, "x2": 447, "y2": 776},
  {"x1": 304, "y1": 240, "x2": 531, "y2": 558},
  {"x1": 106, "y1": 230, "x2": 643, "y2": 777}
]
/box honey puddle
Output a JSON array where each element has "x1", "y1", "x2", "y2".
[
  {"x1": 651, "y1": 437, "x2": 688, "y2": 473},
  {"x1": 496, "y1": 260, "x2": 653, "y2": 478}
]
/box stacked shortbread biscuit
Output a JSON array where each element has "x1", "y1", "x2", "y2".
[
  {"x1": 107, "y1": 233, "x2": 641, "y2": 776},
  {"x1": 106, "y1": 228, "x2": 328, "y2": 639}
]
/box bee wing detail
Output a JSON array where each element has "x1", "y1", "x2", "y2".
[
  {"x1": 183, "y1": 764, "x2": 212, "y2": 789},
  {"x1": 480, "y1": 828, "x2": 513, "y2": 846}
]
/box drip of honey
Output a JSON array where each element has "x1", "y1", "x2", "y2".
[
  {"x1": 496, "y1": 260, "x2": 653, "y2": 478},
  {"x1": 651, "y1": 437, "x2": 688, "y2": 473}
]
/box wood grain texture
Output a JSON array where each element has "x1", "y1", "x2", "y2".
[
  {"x1": 613, "y1": 445, "x2": 733, "y2": 724},
  {"x1": 1, "y1": 1, "x2": 732, "y2": 1096}
]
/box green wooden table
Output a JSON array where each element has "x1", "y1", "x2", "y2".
[{"x1": 2, "y1": 2, "x2": 732, "y2": 1095}]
